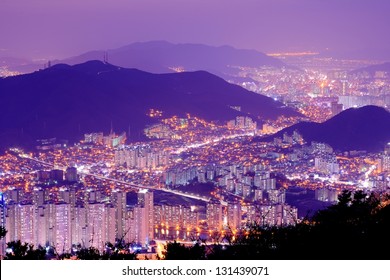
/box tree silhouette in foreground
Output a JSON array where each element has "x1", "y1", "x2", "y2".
[
  {"x1": 71, "y1": 239, "x2": 138, "y2": 260},
  {"x1": 4, "y1": 240, "x2": 46, "y2": 260},
  {"x1": 4, "y1": 238, "x2": 138, "y2": 260},
  {"x1": 163, "y1": 240, "x2": 206, "y2": 260},
  {"x1": 164, "y1": 190, "x2": 390, "y2": 260},
  {"x1": 73, "y1": 245, "x2": 101, "y2": 260},
  {"x1": 101, "y1": 239, "x2": 137, "y2": 260},
  {"x1": 306, "y1": 190, "x2": 390, "y2": 259},
  {"x1": 0, "y1": 226, "x2": 7, "y2": 239}
]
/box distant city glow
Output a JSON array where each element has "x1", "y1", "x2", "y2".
[{"x1": 267, "y1": 52, "x2": 319, "y2": 57}]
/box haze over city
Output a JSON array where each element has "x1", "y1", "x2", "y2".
[{"x1": 1, "y1": 0, "x2": 390, "y2": 60}]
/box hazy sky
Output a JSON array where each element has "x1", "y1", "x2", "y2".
[{"x1": 1, "y1": 0, "x2": 389, "y2": 60}]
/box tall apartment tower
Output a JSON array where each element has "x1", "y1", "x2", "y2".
[
  {"x1": 130, "y1": 190, "x2": 154, "y2": 246},
  {"x1": 54, "y1": 202, "x2": 72, "y2": 254},
  {"x1": 34, "y1": 206, "x2": 47, "y2": 247},
  {"x1": 86, "y1": 202, "x2": 106, "y2": 252},
  {"x1": 137, "y1": 190, "x2": 154, "y2": 242},
  {"x1": 382, "y1": 154, "x2": 390, "y2": 172},
  {"x1": 227, "y1": 201, "x2": 242, "y2": 230},
  {"x1": 33, "y1": 187, "x2": 45, "y2": 207},
  {"x1": 5, "y1": 203, "x2": 18, "y2": 243},
  {"x1": 112, "y1": 190, "x2": 127, "y2": 239},
  {"x1": 18, "y1": 203, "x2": 35, "y2": 245},
  {"x1": 105, "y1": 204, "x2": 117, "y2": 245},
  {"x1": 207, "y1": 199, "x2": 223, "y2": 231},
  {"x1": 72, "y1": 204, "x2": 87, "y2": 247},
  {"x1": 131, "y1": 207, "x2": 148, "y2": 246},
  {"x1": 0, "y1": 192, "x2": 6, "y2": 257},
  {"x1": 65, "y1": 167, "x2": 78, "y2": 182}
]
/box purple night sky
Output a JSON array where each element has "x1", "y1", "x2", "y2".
[{"x1": 0, "y1": 0, "x2": 389, "y2": 60}]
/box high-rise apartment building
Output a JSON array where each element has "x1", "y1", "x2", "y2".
[
  {"x1": 112, "y1": 190, "x2": 127, "y2": 239},
  {"x1": 54, "y1": 202, "x2": 72, "y2": 254},
  {"x1": 227, "y1": 201, "x2": 241, "y2": 230},
  {"x1": 86, "y1": 202, "x2": 106, "y2": 252},
  {"x1": 128, "y1": 190, "x2": 154, "y2": 246},
  {"x1": 206, "y1": 199, "x2": 223, "y2": 231},
  {"x1": 65, "y1": 167, "x2": 78, "y2": 182}
]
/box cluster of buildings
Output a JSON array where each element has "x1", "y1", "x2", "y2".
[
  {"x1": 0, "y1": 104, "x2": 388, "y2": 258},
  {"x1": 337, "y1": 95, "x2": 390, "y2": 110},
  {"x1": 84, "y1": 131, "x2": 127, "y2": 148},
  {"x1": 246, "y1": 203, "x2": 298, "y2": 227},
  {"x1": 0, "y1": 66, "x2": 20, "y2": 77},
  {"x1": 114, "y1": 144, "x2": 170, "y2": 170},
  {"x1": 272, "y1": 130, "x2": 305, "y2": 147},
  {"x1": 144, "y1": 124, "x2": 174, "y2": 139},
  {"x1": 227, "y1": 116, "x2": 257, "y2": 131},
  {"x1": 378, "y1": 144, "x2": 390, "y2": 173},
  {"x1": 164, "y1": 167, "x2": 199, "y2": 186},
  {"x1": 1, "y1": 56, "x2": 390, "y2": 260},
  {"x1": 314, "y1": 187, "x2": 339, "y2": 203},
  {"x1": 314, "y1": 154, "x2": 339, "y2": 175},
  {"x1": 234, "y1": 58, "x2": 390, "y2": 125},
  {"x1": 1, "y1": 179, "x2": 297, "y2": 255},
  {"x1": 164, "y1": 162, "x2": 298, "y2": 228},
  {"x1": 36, "y1": 167, "x2": 78, "y2": 183},
  {"x1": 3, "y1": 188, "x2": 154, "y2": 253}
]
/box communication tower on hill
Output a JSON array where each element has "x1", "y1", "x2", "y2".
[{"x1": 103, "y1": 52, "x2": 109, "y2": 63}]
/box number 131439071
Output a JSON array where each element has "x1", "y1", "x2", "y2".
[{"x1": 215, "y1": 266, "x2": 269, "y2": 276}]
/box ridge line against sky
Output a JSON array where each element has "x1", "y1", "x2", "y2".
[{"x1": 0, "y1": 0, "x2": 389, "y2": 60}]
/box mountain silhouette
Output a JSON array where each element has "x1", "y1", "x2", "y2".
[
  {"x1": 257, "y1": 106, "x2": 390, "y2": 153},
  {"x1": 56, "y1": 41, "x2": 286, "y2": 76},
  {"x1": 0, "y1": 60, "x2": 298, "y2": 150}
]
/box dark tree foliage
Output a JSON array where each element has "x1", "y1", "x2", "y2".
[
  {"x1": 75, "y1": 246, "x2": 102, "y2": 260},
  {"x1": 163, "y1": 240, "x2": 206, "y2": 260},
  {"x1": 307, "y1": 190, "x2": 389, "y2": 259},
  {"x1": 164, "y1": 190, "x2": 390, "y2": 260},
  {"x1": 0, "y1": 226, "x2": 7, "y2": 239},
  {"x1": 5, "y1": 240, "x2": 47, "y2": 260},
  {"x1": 101, "y1": 239, "x2": 137, "y2": 260},
  {"x1": 73, "y1": 240, "x2": 138, "y2": 260},
  {"x1": 3, "y1": 238, "x2": 138, "y2": 260}
]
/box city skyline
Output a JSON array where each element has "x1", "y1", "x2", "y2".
[{"x1": 1, "y1": 0, "x2": 390, "y2": 263}]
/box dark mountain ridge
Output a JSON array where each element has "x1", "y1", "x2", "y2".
[
  {"x1": 257, "y1": 106, "x2": 390, "y2": 153},
  {"x1": 0, "y1": 60, "x2": 299, "y2": 150},
  {"x1": 2, "y1": 41, "x2": 287, "y2": 77},
  {"x1": 56, "y1": 41, "x2": 286, "y2": 76}
]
